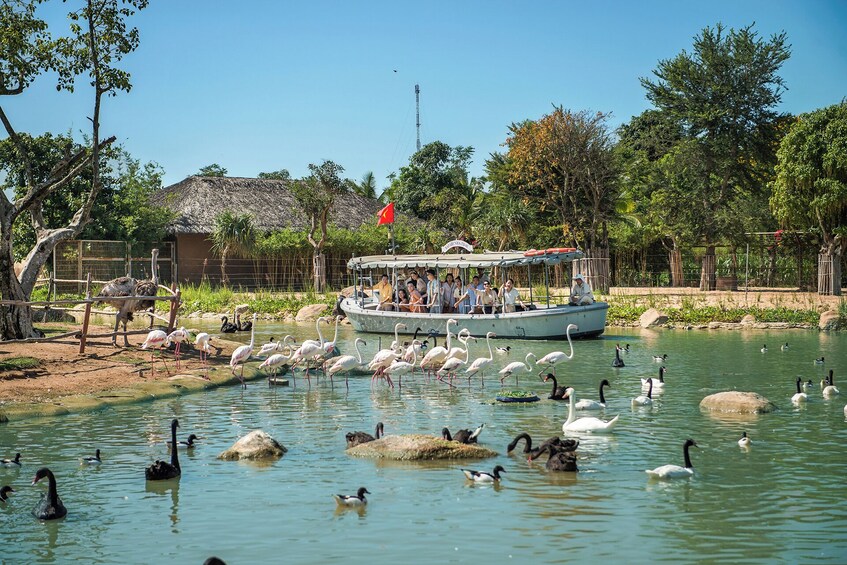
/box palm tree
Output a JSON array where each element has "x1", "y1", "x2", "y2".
[
  {"x1": 209, "y1": 211, "x2": 256, "y2": 285},
  {"x1": 356, "y1": 171, "x2": 378, "y2": 199}
]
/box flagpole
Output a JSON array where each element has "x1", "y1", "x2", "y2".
[{"x1": 389, "y1": 223, "x2": 396, "y2": 255}]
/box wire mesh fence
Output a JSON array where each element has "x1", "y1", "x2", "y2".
[{"x1": 52, "y1": 241, "x2": 174, "y2": 294}]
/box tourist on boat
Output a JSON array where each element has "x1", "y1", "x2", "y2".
[
  {"x1": 499, "y1": 278, "x2": 527, "y2": 313},
  {"x1": 407, "y1": 281, "x2": 425, "y2": 313},
  {"x1": 441, "y1": 273, "x2": 457, "y2": 313},
  {"x1": 475, "y1": 281, "x2": 498, "y2": 314},
  {"x1": 396, "y1": 288, "x2": 410, "y2": 312},
  {"x1": 425, "y1": 269, "x2": 442, "y2": 313},
  {"x1": 569, "y1": 273, "x2": 594, "y2": 305},
  {"x1": 408, "y1": 270, "x2": 427, "y2": 301},
  {"x1": 454, "y1": 277, "x2": 472, "y2": 314},
  {"x1": 476, "y1": 268, "x2": 490, "y2": 285},
  {"x1": 374, "y1": 274, "x2": 394, "y2": 311}
]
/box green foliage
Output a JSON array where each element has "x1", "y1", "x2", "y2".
[
  {"x1": 0, "y1": 357, "x2": 40, "y2": 371},
  {"x1": 290, "y1": 160, "x2": 348, "y2": 253},
  {"x1": 257, "y1": 169, "x2": 290, "y2": 180},
  {"x1": 209, "y1": 211, "x2": 256, "y2": 284},
  {"x1": 196, "y1": 164, "x2": 227, "y2": 177},
  {"x1": 353, "y1": 171, "x2": 378, "y2": 198},
  {"x1": 606, "y1": 302, "x2": 818, "y2": 325},
  {"x1": 177, "y1": 283, "x2": 335, "y2": 317}
]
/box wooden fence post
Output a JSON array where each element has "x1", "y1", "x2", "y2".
[
  {"x1": 167, "y1": 284, "x2": 180, "y2": 333},
  {"x1": 79, "y1": 272, "x2": 92, "y2": 354}
]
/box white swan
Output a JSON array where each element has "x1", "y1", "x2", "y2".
[
  {"x1": 646, "y1": 439, "x2": 697, "y2": 479},
  {"x1": 536, "y1": 324, "x2": 577, "y2": 376},
  {"x1": 498, "y1": 353, "x2": 537, "y2": 385},
  {"x1": 822, "y1": 370, "x2": 840, "y2": 398},
  {"x1": 632, "y1": 377, "x2": 654, "y2": 407},
  {"x1": 562, "y1": 388, "x2": 620, "y2": 434},
  {"x1": 642, "y1": 366, "x2": 666, "y2": 390},
  {"x1": 791, "y1": 377, "x2": 808, "y2": 404},
  {"x1": 575, "y1": 379, "x2": 610, "y2": 410},
  {"x1": 464, "y1": 332, "x2": 496, "y2": 383}
]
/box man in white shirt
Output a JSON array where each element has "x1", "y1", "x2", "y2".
[{"x1": 569, "y1": 273, "x2": 594, "y2": 305}]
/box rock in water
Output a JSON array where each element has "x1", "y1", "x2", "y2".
[
  {"x1": 346, "y1": 434, "x2": 497, "y2": 461},
  {"x1": 218, "y1": 430, "x2": 287, "y2": 460},
  {"x1": 700, "y1": 391, "x2": 777, "y2": 414},
  {"x1": 819, "y1": 310, "x2": 839, "y2": 330},
  {"x1": 639, "y1": 308, "x2": 668, "y2": 328},
  {"x1": 295, "y1": 304, "x2": 328, "y2": 322}
]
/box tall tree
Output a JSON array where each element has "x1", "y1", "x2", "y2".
[
  {"x1": 209, "y1": 211, "x2": 255, "y2": 285},
  {"x1": 0, "y1": 0, "x2": 146, "y2": 339},
  {"x1": 771, "y1": 102, "x2": 847, "y2": 295},
  {"x1": 640, "y1": 23, "x2": 790, "y2": 289},
  {"x1": 290, "y1": 160, "x2": 348, "y2": 291}
]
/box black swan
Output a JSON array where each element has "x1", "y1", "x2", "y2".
[
  {"x1": 334, "y1": 487, "x2": 370, "y2": 507},
  {"x1": 507, "y1": 432, "x2": 577, "y2": 459},
  {"x1": 442, "y1": 424, "x2": 485, "y2": 444},
  {"x1": 31, "y1": 467, "x2": 67, "y2": 520},
  {"x1": 1, "y1": 452, "x2": 21, "y2": 467},
  {"x1": 236, "y1": 313, "x2": 253, "y2": 332},
  {"x1": 544, "y1": 374, "x2": 568, "y2": 400},
  {"x1": 146, "y1": 419, "x2": 181, "y2": 481},
  {"x1": 167, "y1": 434, "x2": 199, "y2": 449},
  {"x1": 220, "y1": 316, "x2": 238, "y2": 333},
  {"x1": 534, "y1": 443, "x2": 579, "y2": 472},
  {"x1": 612, "y1": 345, "x2": 625, "y2": 368},
  {"x1": 461, "y1": 465, "x2": 505, "y2": 483},
  {"x1": 81, "y1": 449, "x2": 102, "y2": 465},
  {"x1": 0, "y1": 485, "x2": 14, "y2": 503},
  {"x1": 204, "y1": 558, "x2": 228, "y2": 565},
  {"x1": 346, "y1": 422, "x2": 384, "y2": 448}
]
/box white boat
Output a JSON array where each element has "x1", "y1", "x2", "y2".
[{"x1": 341, "y1": 249, "x2": 608, "y2": 340}]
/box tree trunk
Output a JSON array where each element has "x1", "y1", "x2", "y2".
[
  {"x1": 699, "y1": 245, "x2": 716, "y2": 291},
  {"x1": 818, "y1": 236, "x2": 843, "y2": 296},
  {"x1": 0, "y1": 236, "x2": 33, "y2": 339},
  {"x1": 669, "y1": 243, "x2": 684, "y2": 287},
  {"x1": 313, "y1": 252, "x2": 326, "y2": 292}
]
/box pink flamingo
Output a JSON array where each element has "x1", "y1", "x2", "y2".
[{"x1": 141, "y1": 330, "x2": 170, "y2": 377}]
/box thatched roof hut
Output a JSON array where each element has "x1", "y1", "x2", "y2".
[
  {"x1": 153, "y1": 176, "x2": 385, "y2": 234},
  {"x1": 152, "y1": 176, "x2": 398, "y2": 287}
]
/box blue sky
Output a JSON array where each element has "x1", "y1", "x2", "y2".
[{"x1": 5, "y1": 1, "x2": 847, "y2": 191}]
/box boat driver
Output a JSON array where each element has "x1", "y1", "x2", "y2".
[{"x1": 569, "y1": 273, "x2": 594, "y2": 305}]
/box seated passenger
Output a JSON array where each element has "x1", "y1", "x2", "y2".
[
  {"x1": 397, "y1": 288, "x2": 410, "y2": 312},
  {"x1": 569, "y1": 273, "x2": 594, "y2": 305},
  {"x1": 407, "y1": 282, "x2": 425, "y2": 313},
  {"x1": 374, "y1": 274, "x2": 394, "y2": 311},
  {"x1": 474, "y1": 281, "x2": 498, "y2": 314}
]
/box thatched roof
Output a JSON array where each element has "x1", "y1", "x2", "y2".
[{"x1": 152, "y1": 176, "x2": 394, "y2": 234}]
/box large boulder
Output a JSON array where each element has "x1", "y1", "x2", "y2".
[
  {"x1": 740, "y1": 314, "x2": 756, "y2": 325},
  {"x1": 819, "y1": 310, "x2": 839, "y2": 330},
  {"x1": 296, "y1": 303, "x2": 328, "y2": 322},
  {"x1": 640, "y1": 308, "x2": 668, "y2": 328},
  {"x1": 700, "y1": 391, "x2": 777, "y2": 414},
  {"x1": 218, "y1": 430, "x2": 287, "y2": 461},
  {"x1": 346, "y1": 434, "x2": 497, "y2": 461},
  {"x1": 234, "y1": 304, "x2": 251, "y2": 316}
]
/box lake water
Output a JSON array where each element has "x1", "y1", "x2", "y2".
[{"x1": 2, "y1": 323, "x2": 846, "y2": 564}]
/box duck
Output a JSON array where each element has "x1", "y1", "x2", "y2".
[
  {"x1": 535, "y1": 324, "x2": 577, "y2": 376},
  {"x1": 498, "y1": 352, "x2": 537, "y2": 386},
  {"x1": 760, "y1": 344, "x2": 768, "y2": 353},
  {"x1": 738, "y1": 431, "x2": 751, "y2": 448},
  {"x1": 31, "y1": 467, "x2": 67, "y2": 520},
  {"x1": 562, "y1": 388, "x2": 620, "y2": 433},
  {"x1": 461, "y1": 465, "x2": 505, "y2": 483},
  {"x1": 612, "y1": 345, "x2": 625, "y2": 368},
  {"x1": 145, "y1": 418, "x2": 181, "y2": 481},
  {"x1": 532, "y1": 443, "x2": 578, "y2": 472},
  {"x1": 632, "y1": 377, "x2": 654, "y2": 407},
  {"x1": 624, "y1": 343, "x2": 631, "y2": 353},
  {"x1": 543, "y1": 373, "x2": 568, "y2": 400},
  {"x1": 814, "y1": 357, "x2": 825, "y2": 365},
  {"x1": 80, "y1": 449, "x2": 102, "y2": 465},
  {"x1": 346, "y1": 422, "x2": 384, "y2": 449},
  {"x1": 791, "y1": 377, "x2": 808, "y2": 404},
  {"x1": 257, "y1": 337, "x2": 279, "y2": 358},
  {"x1": 167, "y1": 434, "x2": 200, "y2": 449},
  {"x1": 781, "y1": 342, "x2": 789, "y2": 351},
  {"x1": 575, "y1": 379, "x2": 610, "y2": 410},
  {"x1": 506, "y1": 433, "x2": 578, "y2": 459},
  {"x1": 823, "y1": 370, "x2": 840, "y2": 397},
  {"x1": 652, "y1": 354, "x2": 668, "y2": 362},
  {"x1": 1, "y1": 453, "x2": 21, "y2": 468},
  {"x1": 442, "y1": 424, "x2": 485, "y2": 444},
  {"x1": 495, "y1": 345, "x2": 512, "y2": 355},
  {"x1": 803, "y1": 379, "x2": 815, "y2": 392},
  {"x1": 220, "y1": 316, "x2": 238, "y2": 333},
  {"x1": 642, "y1": 366, "x2": 666, "y2": 390},
  {"x1": 334, "y1": 487, "x2": 370, "y2": 507},
  {"x1": 0, "y1": 485, "x2": 14, "y2": 503},
  {"x1": 645, "y1": 439, "x2": 698, "y2": 480}
]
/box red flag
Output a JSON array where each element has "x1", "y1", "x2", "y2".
[{"x1": 377, "y1": 202, "x2": 395, "y2": 225}]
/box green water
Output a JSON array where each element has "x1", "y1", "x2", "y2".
[{"x1": 1, "y1": 324, "x2": 846, "y2": 564}]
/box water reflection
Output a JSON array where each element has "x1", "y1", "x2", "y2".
[{"x1": 145, "y1": 479, "x2": 180, "y2": 533}]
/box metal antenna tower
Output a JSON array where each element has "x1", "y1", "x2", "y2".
[{"x1": 415, "y1": 84, "x2": 421, "y2": 151}]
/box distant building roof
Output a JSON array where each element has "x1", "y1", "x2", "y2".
[{"x1": 153, "y1": 176, "x2": 391, "y2": 234}]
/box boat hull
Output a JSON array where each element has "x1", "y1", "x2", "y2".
[{"x1": 340, "y1": 299, "x2": 608, "y2": 339}]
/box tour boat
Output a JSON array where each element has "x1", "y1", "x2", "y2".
[{"x1": 340, "y1": 248, "x2": 608, "y2": 340}]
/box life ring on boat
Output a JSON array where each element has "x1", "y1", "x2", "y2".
[
  {"x1": 545, "y1": 247, "x2": 576, "y2": 254},
  {"x1": 526, "y1": 249, "x2": 546, "y2": 257},
  {"x1": 523, "y1": 249, "x2": 538, "y2": 257}
]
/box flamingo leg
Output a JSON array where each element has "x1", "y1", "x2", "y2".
[{"x1": 159, "y1": 349, "x2": 171, "y2": 376}]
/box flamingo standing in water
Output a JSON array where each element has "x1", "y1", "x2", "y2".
[
  {"x1": 368, "y1": 323, "x2": 406, "y2": 384},
  {"x1": 536, "y1": 324, "x2": 577, "y2": 376},
  {"x1": 229, "y1": 313, "x2": 257, "y2": 388},
  {"x1": 498, "y1": 352, "x2": 537, "y2": 386},
  {"x1": 327, "y1": 338, "x2": 368, "y2": 389},
  {"x1": 464, "y1": 332, "x2": 496, "y2": 386},
  {"x1": 420, "y1": 319, "x2": 457, "y2": 380},
  {"x1": 141, "y1": 330, "x2": 170, "y2": 377}
]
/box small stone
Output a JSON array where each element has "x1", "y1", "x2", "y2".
[{"x1": 218, "y1": 430, "x2": 287, "y2": 461}]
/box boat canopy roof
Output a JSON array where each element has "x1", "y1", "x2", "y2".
[{"x1": 347, "y1": 250, "x2": 584, "y2": 270}]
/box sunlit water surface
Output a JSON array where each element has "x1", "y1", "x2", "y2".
[{"x1": 2, "y1": 323, "x2": 846, "y2": 564}]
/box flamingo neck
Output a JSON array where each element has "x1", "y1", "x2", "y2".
[
  {"x1": 354, "y1": 340, "x2": 364, "y2": 364},
  {"x1": 485, "y1": 335, "x2": 493, "y2": 361},
  {"x1": 565, "y1": 326, "x2": 575, "y2": 359},
  {"x1": 316, "y1": 320, "x2": 325, "y2": 345},
  {"x1": 330, "y1": 318, "x2": 340, "y2": 344},
  {"x1": 523, "y1": 353, "x2": 534, "y2": 371},
  {"x1": 248, "y1": 319, "x2": 256, "y2": 348}
]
